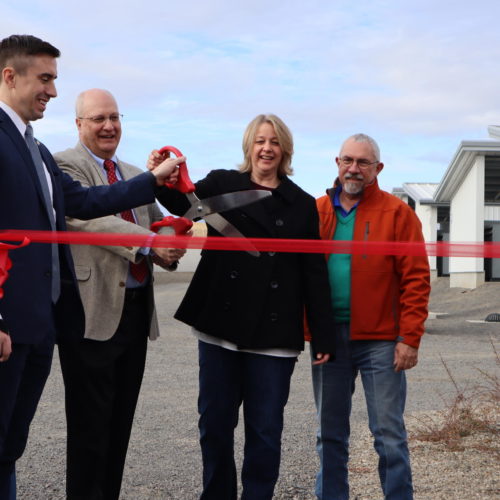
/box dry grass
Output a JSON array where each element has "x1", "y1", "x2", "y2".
[{"x1": 410, "y1": 337, "x2": 500, "y2": 454}]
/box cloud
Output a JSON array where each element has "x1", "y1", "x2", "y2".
[{"x1": 3, "y1": 0, "x2": 500, "y2": 194}]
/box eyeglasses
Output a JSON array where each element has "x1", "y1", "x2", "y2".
[
  {"x1": 78, "y1": 114, "x2": 123, "y2": 124},
  {"x1": 339, "y1": 156, "x2": 379, "y2": 169}
]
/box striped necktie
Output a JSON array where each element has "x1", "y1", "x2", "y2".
[{"x1": 103, "y1": 159, "x2": 149, "y2": 284}]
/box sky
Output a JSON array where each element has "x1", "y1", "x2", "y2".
[{"x1": 3, "y1": 0, "x2": 500, "y2": 197}]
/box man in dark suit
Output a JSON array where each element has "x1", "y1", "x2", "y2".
[
  {"x1": 54, "y1": 88, "x2": 184, "y2": 500},
  {"x1": 0, "y1": 35, "x2": 184, "y2": 500}
]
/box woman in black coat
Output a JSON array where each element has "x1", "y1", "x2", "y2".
[{"x1": 152, "y1": 114, "x2": 336, "y2": 500}]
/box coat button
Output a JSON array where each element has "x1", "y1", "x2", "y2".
[
  {"x1": 270, "y1": 312, "x2": 278, "y2": 321},
  {"x1": 224, "y1": 301, "x2": 231, "y2": 311},
  {"x1": 275, "y1": 219, "x2": 284, "y2": 227},
  {"x1": 119, "y1": 281, "x2": 126, "y2": 287},
  {"x1": 230, "y1": 270, "x2": 239, "y2": 279},
  {"x1": 270, "y1": 281, "x2": 279, "y2": 289}
]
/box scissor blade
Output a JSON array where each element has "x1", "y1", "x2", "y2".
[
  {"x1": 183, "y1": 190, "x2": 271, "y2": 221},
  {"x1": 204, "y1": 212, "x2": 260, "y2": 257}
]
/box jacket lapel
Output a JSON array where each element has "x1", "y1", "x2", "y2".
[
  {"x1": 75, "y1": 142, "x2": 109, "y2": 185},
  {"x1": 0, "y1": 109, "x2": 55, "y2": 228},
  {"x1": 0, "y1": 109, "x2": 54, "y2": 222},
  {"x1": 233, "y1": 173, "x2": 299, "y2": 237},
  {"x1": 227, "y1": 172, "x2": 276, "y2": 235}
]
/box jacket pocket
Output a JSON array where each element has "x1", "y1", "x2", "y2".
[{"x1": 74, "y1": 265, "x2": 91, "y2": 282}]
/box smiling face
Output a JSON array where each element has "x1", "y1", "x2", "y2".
[
  {"x1": 250, "y1": 122, "x2": 283, "y2": 181},
  {"x1": 76, "y1": 89, "x2": 122, "y2": 159},
  {"x1": 336, "y1": 137, "x2": 383, "y2": 196},
  {"x1": 2, "y1": 54, "x2": 58, "y2": 123}
]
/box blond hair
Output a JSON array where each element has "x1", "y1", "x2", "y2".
[{"x1": 239, "y1": 114, "x2": 294, "y2": 176}]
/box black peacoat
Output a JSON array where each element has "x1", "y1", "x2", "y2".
[{"x1": 156, "y1": 169, "x2": 336, "y2": 354}]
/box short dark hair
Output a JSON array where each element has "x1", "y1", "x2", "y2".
[{"x1": 0, "y1": 35, "x2": 60, "y2": 74}]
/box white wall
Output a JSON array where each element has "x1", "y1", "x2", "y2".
[
  {"x1": 415, "y1": 203, "x2": 437, "y2": 275},
  {"x1": 449, "y1": 155, "x2": 485, "y2": 288}
]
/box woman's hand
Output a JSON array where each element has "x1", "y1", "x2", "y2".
[{"x1": 312, "y1": 352, "x2": 330, "y2": 365}]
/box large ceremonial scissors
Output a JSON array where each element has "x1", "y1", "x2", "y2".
[{"x1": 151, "y1": 146, "x2": 271, "y2": 256}]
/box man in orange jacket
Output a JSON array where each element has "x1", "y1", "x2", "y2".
[{"x1": 311, "y1": 133, "x2": 430, "y2": 500}]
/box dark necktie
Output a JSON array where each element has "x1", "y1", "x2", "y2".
[
  {"x1": 25, "y1": 124, "x2": 60, "y2": 302},
  {"x1": 103, "y1": 159, "x2": 148, "y2": 284}
]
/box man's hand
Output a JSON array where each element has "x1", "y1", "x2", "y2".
[
  {"x1": 0, "y1": 330, "x2": 12, "y2": 362},
  {"x1": 312, "y1": 352, "x2": 331, "y2": 365},
  {"x1": 394, "y1": 342, "x2": 418, "y2": 372},
  {"x1": 152, "y1": 246, "x2": 186, "y2": 268},
  {"x1": 148, "y1": 150, "x2": 185, "y2": 187},
  {"x1": 148, "y1": 149, "x2": 165, "y2": 170}
]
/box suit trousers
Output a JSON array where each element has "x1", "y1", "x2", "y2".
[
  {"x1": 58, "y1": 286, "x2": 150, "y2": 500},
  {"x1": 0, "y1": 331, "x2": 55, "y2": 499}
]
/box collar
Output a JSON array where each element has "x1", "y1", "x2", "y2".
[
  {"x1": 80, "y1": 141, "x2": 118, "y2": 170},
  {"x1": 0, "y1": 100, "x2": 28, "y2": 137},
  {"x1": 240, "y1": 172, "x2": 299, "y2": 204}
]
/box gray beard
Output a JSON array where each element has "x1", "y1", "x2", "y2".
[{"x1": 343, "y1": 181, "x2": 364, "y2": 195}]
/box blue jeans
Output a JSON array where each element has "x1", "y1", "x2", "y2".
[
  {"x1": 9, "y1": 470, "x2": 15, "y2": 500},
  {"x1": 198, "y1": 341, "x2": 296, "y2": 500},
  {"x1": 0, "y1": 469, "x2": 16, "y2": 500},
  {"x1": 311, "y1": 324, "x2": 412, "y2": 500}
]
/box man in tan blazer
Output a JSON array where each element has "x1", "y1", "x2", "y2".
[{"x1": 54, "y1": 88, "x2": 183, "y2": 500}]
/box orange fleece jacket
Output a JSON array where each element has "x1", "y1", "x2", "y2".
[{"x1": 307, "y1": 179, "x2": 430, "y2": 349}]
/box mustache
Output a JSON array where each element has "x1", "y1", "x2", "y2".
[{"x1": 344, "y1": 173, "x2": 364, "y2": 181}]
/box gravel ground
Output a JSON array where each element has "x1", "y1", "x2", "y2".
[{"x1": 16, "y1": 275, "x2": 500, "y2": 499}]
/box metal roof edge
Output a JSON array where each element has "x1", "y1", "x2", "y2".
[{"x1": 434, "y1": 140, "x2": 500, "y2": 202}]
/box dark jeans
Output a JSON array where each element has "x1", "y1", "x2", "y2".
[{"x1": 198, "y1": 341, "x2": 296, "y2": 500}]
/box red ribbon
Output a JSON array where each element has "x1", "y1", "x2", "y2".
[{"x1": 1, "y1": 230, "x2": 500, "y2": 258}]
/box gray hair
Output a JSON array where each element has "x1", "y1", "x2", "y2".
[{"x1": 340, "y1": 133, "x2": 380, "y2": 162}]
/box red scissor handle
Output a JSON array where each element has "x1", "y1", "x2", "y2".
[
  {"x1": 150, "y1": 216, "x2": 193, "y2": 236},
  {"x1": 0, "y1": 238, "x2": 30, "y2": 299},
  {"x1": 158, "y1": 145, "x2": 195, "y2": 194}
]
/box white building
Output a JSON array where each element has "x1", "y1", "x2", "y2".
[{"x1": 393, "y1": 127, "x2": 500, "y2": 288}]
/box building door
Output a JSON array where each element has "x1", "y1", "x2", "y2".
[{"x1": 484, "y1": 226, "x2": 493, "y2": 282}]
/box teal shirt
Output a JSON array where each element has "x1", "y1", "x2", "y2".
[{"x1": 328, "y1": 208, "x2": 356, "y2": 323}]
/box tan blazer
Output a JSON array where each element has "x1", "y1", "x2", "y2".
[{"x1": 54, "y1": 142, "x2": 164, "y2": 341}]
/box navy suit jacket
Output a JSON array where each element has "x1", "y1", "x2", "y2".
[{"x1": 0, "y1": 108, "x2": 156, "y2": 344}]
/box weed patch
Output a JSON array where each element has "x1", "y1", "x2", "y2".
[{"x1": 410, "y1": 337, "x2": 499, "y2": 453}]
